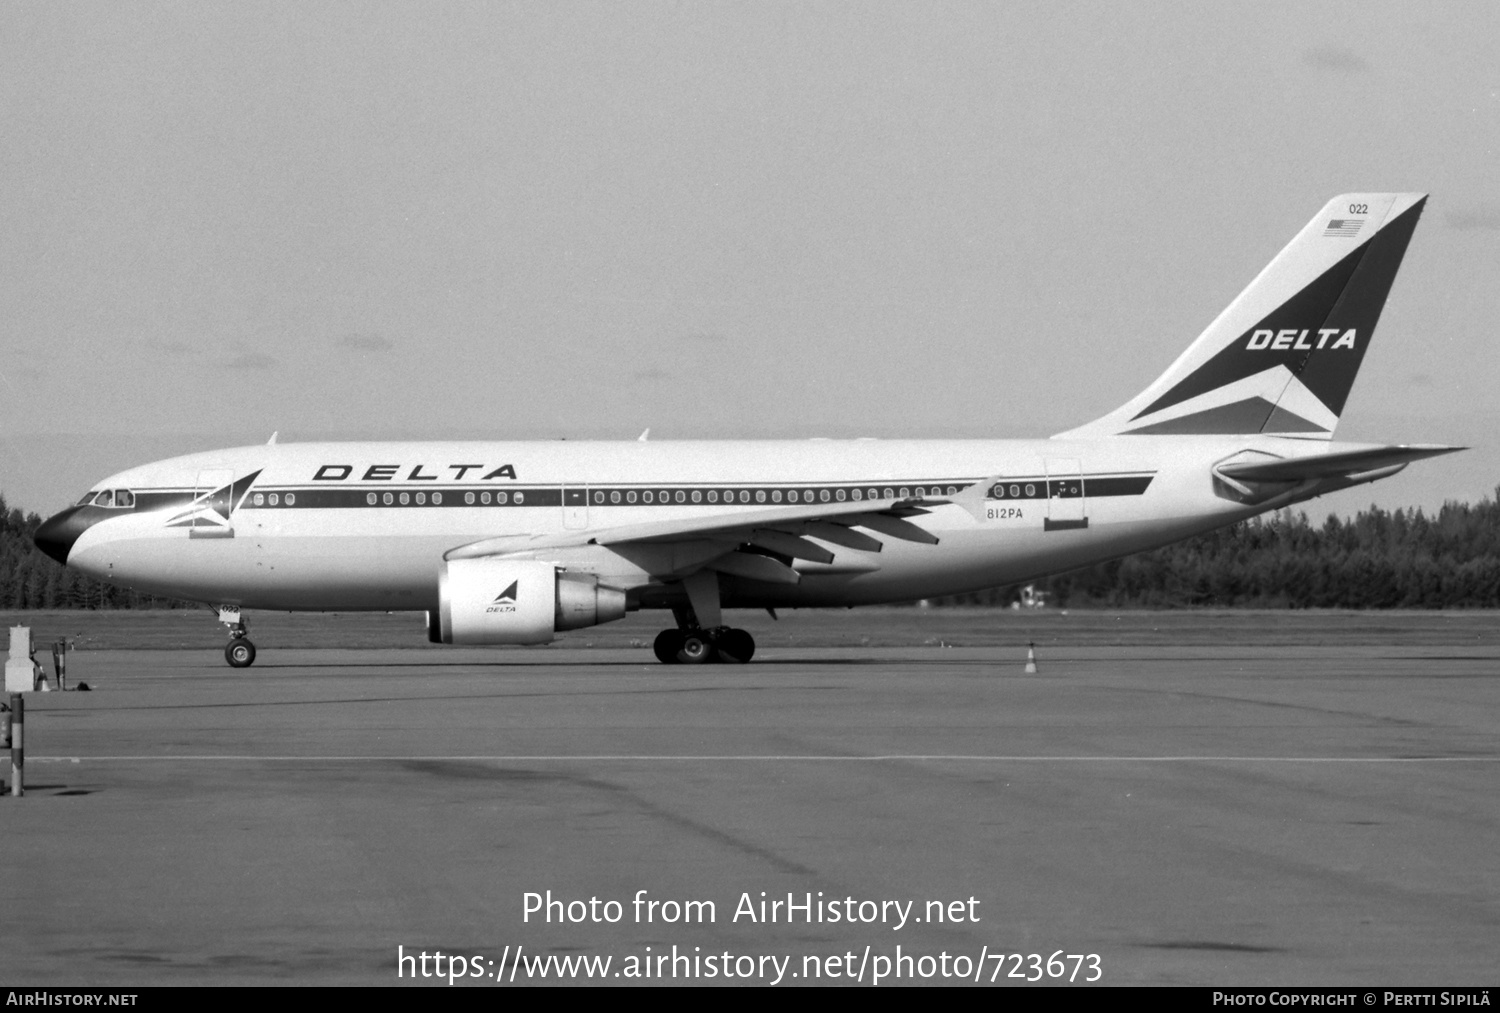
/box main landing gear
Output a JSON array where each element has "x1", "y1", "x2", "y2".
[
  {"x1": 651, "y1": 570, "x2": 754, "y2": 664},
  {"x1": 652, "y1": 626, "x2": 756, "y2": 665},
  {"x1": 216, "y1": 605, "x2": 257, "y2": 669}
]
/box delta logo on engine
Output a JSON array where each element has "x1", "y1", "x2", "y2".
[{"x1": 486, "y1": 581, "x2": 519, "y2": 614}]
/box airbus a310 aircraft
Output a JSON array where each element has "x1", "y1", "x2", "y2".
[{"x1": 35, "y1": 193, "x2": 1459, "y2": 667}]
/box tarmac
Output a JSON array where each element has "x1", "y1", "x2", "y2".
[{"x1": 2, "y1": 636, "x2": 1498, "y2": 986}]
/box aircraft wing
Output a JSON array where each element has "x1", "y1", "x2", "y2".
[
  {"x1": 1216, "y1": 444, "x2": 1463, "y2": 483},
  {"x1": 443, "y1": 481, "x2": 995, "y2": 573}
]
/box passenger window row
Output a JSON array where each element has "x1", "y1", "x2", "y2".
[
  {"x1": 585, "y1": 486, "x2": 957, "y2": 506},
  {"x1": 253, "y1": 485, "x2": 971, "y2": 508}
]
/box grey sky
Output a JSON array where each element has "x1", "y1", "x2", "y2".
[{"x1": 2, "y1": 1, "x2": 1497, "y2": 516}]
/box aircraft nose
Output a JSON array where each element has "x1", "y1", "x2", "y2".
[{"x1": 33, "y1": 506, "x2": 94, "y2": 565}]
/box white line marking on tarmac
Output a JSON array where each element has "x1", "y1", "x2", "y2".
[{"x1": 24, "y1": 755, "x2": 1500, "y2": 763}]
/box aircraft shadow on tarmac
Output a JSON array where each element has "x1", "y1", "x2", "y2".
[
  {"x1": 81, "y1": 683, "x2": 854, "y2": 712},
  {"x1": 237, "y1": 657, "x2": 907, "y2": 670}
]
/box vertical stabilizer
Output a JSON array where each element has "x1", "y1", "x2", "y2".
[{"x1": 1056, "y1": 192, "x2": 1426, "y2": 439}]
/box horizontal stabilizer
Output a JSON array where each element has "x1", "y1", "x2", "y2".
[{"x1": 1217, "y1": 444, "x2": 1463, "y2": 483}]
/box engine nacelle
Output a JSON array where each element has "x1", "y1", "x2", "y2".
[{"x1": 429, "y1": 558, "x2": 628, "y2": 645}]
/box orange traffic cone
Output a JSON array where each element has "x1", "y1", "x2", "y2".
[{"x1": 1024, "y1": 642, "x2": 1037, "y2": 674}]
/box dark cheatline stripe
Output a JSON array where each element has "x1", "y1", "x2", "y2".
[
  {"x1": 989, "y1": 475, "x2": 1152, "y2": 500},
  {"x1": 234, "y1": 474, "x2": 1156, "y2": 509},
  {"x1": 1084, "y1": 475, "x2": 1153, "y2": 496},
  {"x1": 241, "y1": 483, "x2": 961, "y2": 510},
  {"x1": 136, "y1": 491, "x2": 199, "y2": 511}
]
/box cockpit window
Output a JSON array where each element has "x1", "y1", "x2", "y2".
[
  {"x1": 78, "y1": 491, "x2": 99, "y2": 506},
  {"x1": 85, "y1": 489, "x2": 137, "y2": 508}
]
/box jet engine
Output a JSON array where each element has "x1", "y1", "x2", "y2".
[{"x1": 429, "y1": 558, "x2": 628, "y2": 645}]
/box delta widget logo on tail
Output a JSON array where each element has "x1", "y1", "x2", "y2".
[
  {"x1": 486, "y1": 581, "x2": 519, "y2": 614},
  {"x1": 1094, "y1": 195, "x2": 1429, "y2": 438}
]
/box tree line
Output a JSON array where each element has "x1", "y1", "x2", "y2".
[
  {"x1": 0, "y1": 495, "x2": 191, "y2": 609},
  {"x1": 938, "y1": 491, "x2": 1500, "y2": 608},
  {"x1": 4, "y1": 489, "x2": 1499, "y2": 610}
]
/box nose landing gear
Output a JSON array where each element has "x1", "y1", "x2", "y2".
[
  {"x1": 216, "y1": 605, "x2": 257, "y2": 669},
  {"x1": 225, "y1": 637, "x2": 256, "y2": 668}
]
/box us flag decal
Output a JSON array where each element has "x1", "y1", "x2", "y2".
[{"x1": 1324, "y1": 218, "x2": 1365, "y2": 237}]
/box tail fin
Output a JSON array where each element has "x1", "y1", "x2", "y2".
[{"x1": 1056, "y1": 192, "x2": 1426, "y2": 439}]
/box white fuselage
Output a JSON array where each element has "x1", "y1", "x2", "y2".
[{"x1": 61, "y1": 435, "x2": 1333, "y2": 613}]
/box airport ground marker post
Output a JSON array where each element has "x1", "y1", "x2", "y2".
[
  {"x1": 51, "y1": 640, "x2": 67, "y2": 691},
  {"x1": 5, "y1": 626, "x2": 37, "y2": 693},
  {"x1": 7, "y1": 693, "x2": 20, "y2": 797}
]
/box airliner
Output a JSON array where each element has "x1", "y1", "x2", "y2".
[{"x1": 33, "y1": 193, "x2": 1460, "y2": 667}]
